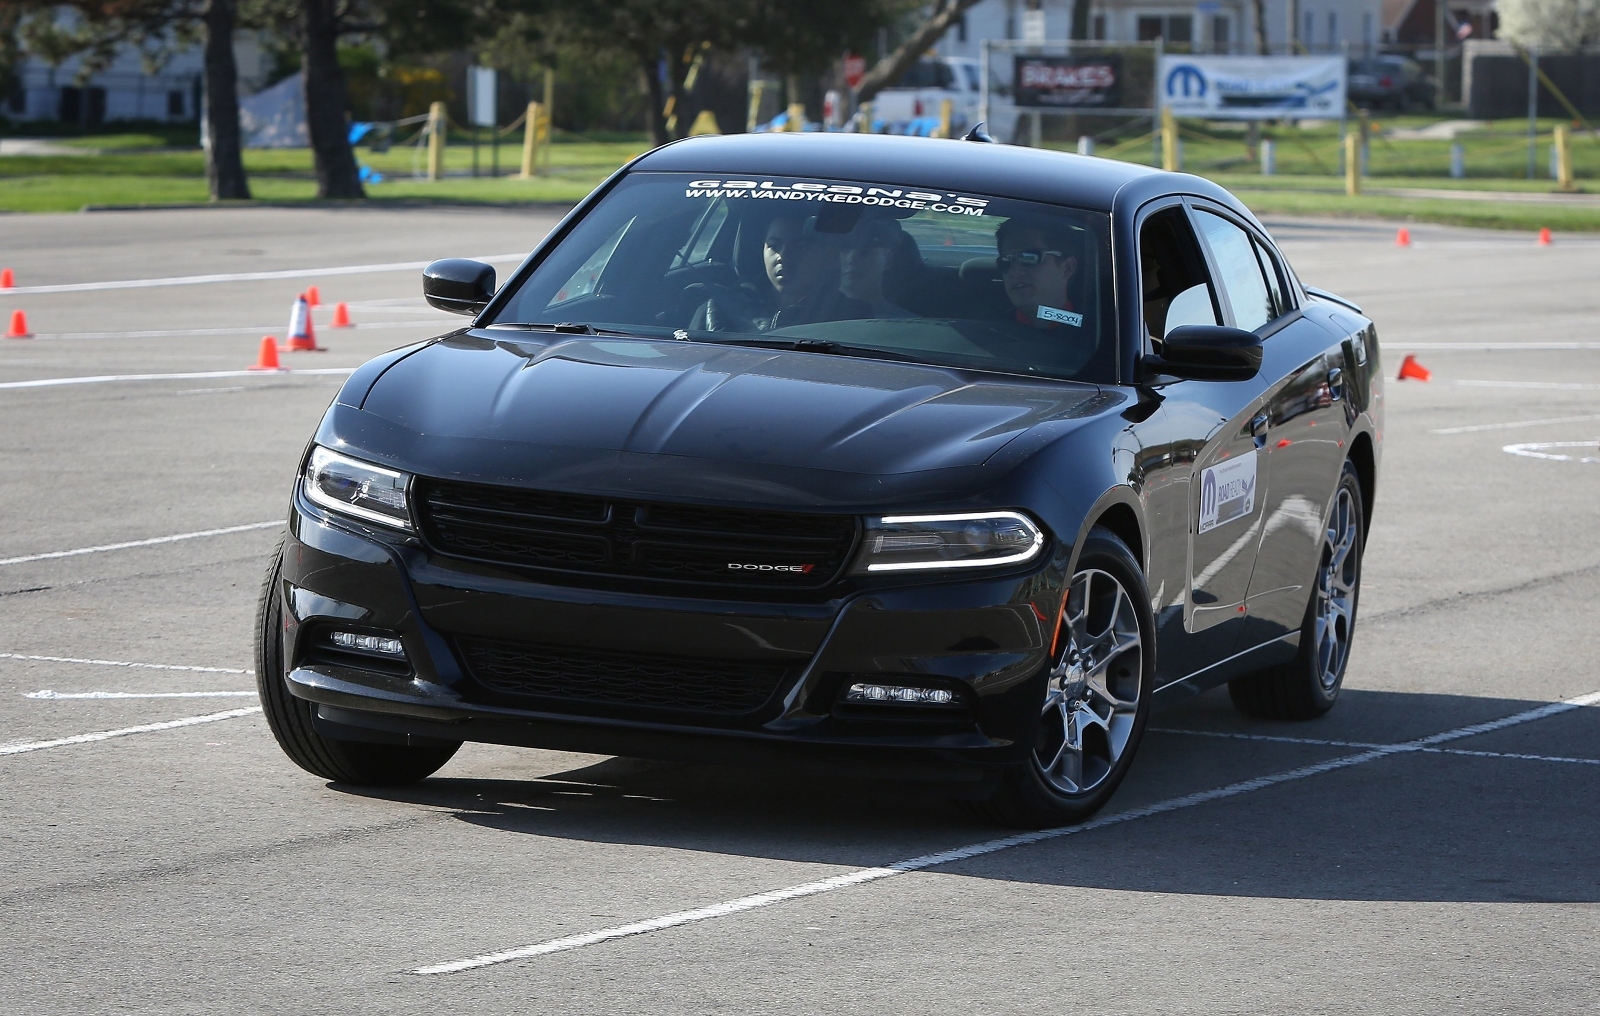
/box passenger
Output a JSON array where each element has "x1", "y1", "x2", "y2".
[
  {"x1": 840, "y1": 217, "x2": 913, "y2": 318},
  {"x1": 692, "y1": 213, "x2": 869, "y2": 332},
  {"x1": 995, "y1": 217, "x2": 1084, "y2": 333}
]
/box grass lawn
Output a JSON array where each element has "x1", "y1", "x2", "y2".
[{"x1": 2, "y1": 118, "x2": 1597, "y2": 230}]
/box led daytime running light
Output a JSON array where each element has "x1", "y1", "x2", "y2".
[{"x1": 857, "y1": 510, "x2": 1043, "y2": 573}]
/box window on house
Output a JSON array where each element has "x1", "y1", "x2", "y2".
[
  {"x1": 1303, "y1": 10, "x2": 1315, "y2": 50},
  {"x1": 5, "y1": 80, "x2": 23, "y2": 114},
  {"x1": 168, "y1": 90, "x2": 185, "y2": 116},
  {"x1": 1212, "y1": 15, "x2": 1231, "y2": 52},
  {"x1": 1092, "y1": 13, "x2": 1106, "y2": 40},
  {"x1": 1328, "y1": 12, "x2": 1339, "y2": 51}
]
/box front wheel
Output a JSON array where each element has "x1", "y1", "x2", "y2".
[
  {"x1": 254, "y1": 539, "x2": 460, "y2": 785},
  {"x1": 977, "y1": 527, "x2": 1155, "y2": 828},
  {"x1": 1229, "y1": 460, "x2": 1364, "y2": 720}
]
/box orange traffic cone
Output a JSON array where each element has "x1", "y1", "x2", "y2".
[
  {"x1": 1395, "y1": 227, "x2": 1411, "y2": 247},
  {"x1": 1537, "y1": 227, "x2": 1552, "y2": 246},
  {"x1": 286, "y1": 294, "x2": 321, "y2": 351},
  {"x1": 0, "y1": 268, "x2": 13, "y2": 289},
  {"x1": 249, "y1": 336, "x2": 284, "y2": 371},
  {"x1": 1397, "y1": 354, "x2": 1431, "y2": 382},
  {"x1": 305, "y1": 285, "x2": 321, "y2": 307},
  {"x1": 330, "y1": 301, "x2": 352, "y2": 328},
  {"x1": 5, "y1": 309, "x2": 30, "y2": 338}
]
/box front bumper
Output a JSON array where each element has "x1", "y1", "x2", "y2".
[{"x1": 277, "y1": 499, "x2": 1067, "y2": 781}]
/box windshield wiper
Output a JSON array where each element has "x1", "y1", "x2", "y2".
[
  {"x1": 489, "y1": 322, "x2": 643, "y2": 338},
  {"x1": 693, "y1": 334, "x2": 930, "y2": 365}
]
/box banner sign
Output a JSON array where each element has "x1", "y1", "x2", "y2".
[
  {"x1": 1158, "y1": 56, "x2": 1345, "y2": 119},
  {"x1": 1014, "y1": 56, "x2": 1123, "y2": 109}
]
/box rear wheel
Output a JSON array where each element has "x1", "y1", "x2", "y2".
[
  {"x1": 254, "y1": 539, "x2": 460, "y2": 785},
  {"x1": 977, "y1": 528, "x2": 1154, "y2": 828},
  {"x1": 1229, "y1": 460, "x2": 1364, "y2": 721}
]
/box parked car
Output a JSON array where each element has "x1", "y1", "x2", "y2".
[
  {"x1": 256, "y1": 133, "x2": 1382, "y2": 827},
  {"x1": 868, "y1": 56, "x2": 1019, "y2": 140},
  {"x1": 1348, "y1": 56, "x2": 1435, "y2": 111}
]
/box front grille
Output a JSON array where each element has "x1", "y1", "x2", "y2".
[
  {"x1": 457, "y1": 636, "x2": 799, "y2": 717},
  {"x1": 415, "y1": 478, "x2": 858, "y2": 590}
]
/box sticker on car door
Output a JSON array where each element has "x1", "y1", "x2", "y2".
[{"x1": 1198, "y1": 450, "x2": 1257, "y2": 534}]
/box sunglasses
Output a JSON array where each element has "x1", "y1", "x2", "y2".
[{"x1": 997, "y1": 249, "x2": 1065, "y2": 271}]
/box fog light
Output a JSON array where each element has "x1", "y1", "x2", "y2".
[
  {"x1": 329, "y1": 631, "x2": 405, "y2": 656},
  {"x1": 845, "y1": 682, "x2": 954, "y2": 706}
]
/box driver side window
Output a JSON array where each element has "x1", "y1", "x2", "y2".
[{"x1": 1139, "y1": 206, "x2": 1220, "y2": 347}]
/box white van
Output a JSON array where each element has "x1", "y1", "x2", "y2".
[{"x1": 867, "y1": 57, "x2": 1019, "y2": 142}]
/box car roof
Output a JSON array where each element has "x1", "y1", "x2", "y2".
[{"x1": 632, "y1": 133, "x2": 1168, "y2": 213}]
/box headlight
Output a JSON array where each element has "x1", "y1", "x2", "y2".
[
  {"x1": 302, "y1": 446, "x2": 413, "y2": 530},
  {"x1": 850, "y1": 511, "x2": 1044, "y2": 573}
]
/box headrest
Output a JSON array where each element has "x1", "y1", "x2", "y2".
[{"x1": 959, "y1": 256, "x2": 1000, "y2": 285}]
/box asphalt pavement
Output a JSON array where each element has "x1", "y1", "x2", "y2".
[{"x1": 1, "y1": 206, "x2": 1597, "y2": 1014}]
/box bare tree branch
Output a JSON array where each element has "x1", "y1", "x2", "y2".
[{"x1": 853, "y1": 0, "x2": 982, "y2": 103}]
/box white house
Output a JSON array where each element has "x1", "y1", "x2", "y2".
[
  {"x1": 935, "y1": 0, "x2": 1388, "y2": 58},
  {"x1": 5, "y1": 14, "x2": 270, "y2": 126}
]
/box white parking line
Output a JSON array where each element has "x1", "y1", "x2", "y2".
[
  {"x1": 0, "y1": 707, "x2": 261, "y2": 756},
  {"x1": 1431, "y1": 414, "x2": 1600, "y2": 435},
  {"x1": 2, "y1": 252, "x2": 528, "y2": 296},
  {"x1": 31, "y1": 320, "x2": 443, "y2": 341},
  {"x1": 25, "y1": 690, "x2": 256, "y2": 700},
  {"x1": 0, "y1": 368, "x2": 354, "y2": 391},
  {"x1": 412, "y1": 689, "x2": 1600, "y2": 975},
  {"x1": 1457, "y1": 380, "x2": 1600, "y2": 391},
  {"x1": 0, "y1": 521, "x2": 280, "y2": 567},
  {"x1": 0, "y1": 652, "x2": 250, "y2": 673},
  {"x1": 1503, "y1": 440, "x2": 1600, "y2": 463},
  {"x1": 1152, "y1": 727, "x2": 1600, "y2": 766},
  {"x1": 1397, "y1": 342, "x2": 1600, "y2": 351}
]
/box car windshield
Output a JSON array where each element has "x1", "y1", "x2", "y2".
[{"x1": 490, "y1": 172, "x2": 1118, "y2": 383}]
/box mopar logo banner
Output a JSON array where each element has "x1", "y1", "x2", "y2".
[
  {"x1": 1014, "y1": 56, "x2": 1123, "y2": 108},
  {"x1": 1158, "y1": 56, "x2": 1345, "y2": 120}
]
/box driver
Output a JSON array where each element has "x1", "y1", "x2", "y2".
[
  {"x1": 996, "y1": 217, "x2": 1084, "y2": 332},
  {"x1": 692, "y1": 213, "x2": 869, "y2": 332}
]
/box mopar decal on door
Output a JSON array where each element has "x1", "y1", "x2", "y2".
[{"x1": 1199, "y1": 450, "x2": 1257, "y2": 533}]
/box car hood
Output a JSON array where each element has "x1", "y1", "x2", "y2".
[{"x1": 339, "y1": 333, "x2": 1114, "y2": 508}]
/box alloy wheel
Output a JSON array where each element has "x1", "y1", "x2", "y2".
[
  {"x1": 1035, "y1": 568, "x2": 1144, "y2": 795},
  {"x1": 1313, "y1": 486, "x2": 1360, "y2": 691}
]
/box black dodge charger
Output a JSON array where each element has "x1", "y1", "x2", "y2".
[{"x1": 257, "y1": 131, "x2": 1382, "y2": 826}]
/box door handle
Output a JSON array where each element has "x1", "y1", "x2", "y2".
[{"x1": 1250, "y1": 413, "x2": 1270, "y2": 437}]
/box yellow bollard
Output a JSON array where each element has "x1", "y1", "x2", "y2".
[
  {"x1": 787, "y1": 103, "x2": 806, "y2": 132},
  {"x1": 1160, "y1": 108, "x2": 1178, "y2": 172},
  {"x1": 520, "y1": 101, "x2": 542, "y2": 178},
  {"x1": 747, "y1": 81, "x2": 765, "y2": 133},
  {"x1": 938, "y1": 98, "x2": 953, "y2": 139},
  {"x1": 1345, "y1": 133, "x2": 1361, "y2": 195},
  {"x1": 1555, "y1": 124, "x2": 1575, "y2": 192},
  {"x1": 427, "y1": 101, "x2": 445, "y2": 182}
]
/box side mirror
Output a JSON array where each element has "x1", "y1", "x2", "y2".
[
  {"x1": 423, "y1": 259, "x2": 495, "y2": 316},
  {"x1": 1144, "y1": 325, "x2": 1263, "y2": 382}
]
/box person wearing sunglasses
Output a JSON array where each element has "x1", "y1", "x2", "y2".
[{"x1": 995, "y1": 217, "x2": 1083, "y2": 332}]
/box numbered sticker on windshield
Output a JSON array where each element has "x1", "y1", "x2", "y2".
[{"x1": 1198, "y1": 450, "x2": 1257, "y2": 533}]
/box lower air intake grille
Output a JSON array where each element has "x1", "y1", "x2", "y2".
[{"x1": 457, "y1": 636, "x2": 799, "y2": 717}]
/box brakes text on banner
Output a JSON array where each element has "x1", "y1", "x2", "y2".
[
  {"x1": 1158, "y1": 56, "x2": 1345, "y2": 119},
  {"x1": 1014, "y1": 55, "x2": 1123, "y2": 108}
]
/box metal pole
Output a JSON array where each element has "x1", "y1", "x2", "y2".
[
  {"x1": 980, "y1": 39, "x2": 990, "y2": 130},
  {"x1": 1152, "y1": 38, "x2": 1163, "y2": 168},
  {"x1": 1434, "y1": 0, "x2": 1446, "y2": 107},
  {"x1": 1340, "y1": 40, "x2": 1349, "y2": 176},
  {"x1": 1527, "y1": 46, "x2": 1538, "y2": 180}
]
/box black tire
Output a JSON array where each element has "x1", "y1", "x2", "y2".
[
  {"x1": 1229, "y1": 460, "x2": 1364, "y2": 721},
  {"x1": 254, "y1": 538, "x2": 460, "y2": 785},
  {"x1": 975, "y1": 527, "x2": 1156, "y2": 828}
]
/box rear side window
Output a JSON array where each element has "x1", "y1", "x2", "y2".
[
  {"x1": 1252, "y1": 237, "x2": 1288, "y2": 321},
  {"x1": 1195, "y1": 210, "x2": 1273, "y2": 332}
]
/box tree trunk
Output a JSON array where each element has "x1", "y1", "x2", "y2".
[
  {"x1": 1070, "y1": 0, "x2": 1091, "y2": 41},
  {"x1": 203, "y1": 0, "x2": 250, "y2": 201},
  {"x1": 855, "y1": 0, "x2": 985, "y2": 104},
  {"x1": 302, "y1": 0, "x2": 364, "y2": 199}
]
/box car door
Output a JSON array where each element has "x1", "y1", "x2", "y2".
[
  {"x1": 1190, "y1": 204, "x2": 1352, "y2": 649},
  {"x1": 1134, "y1": 200, "x2": 1275, "y2": 674}
]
